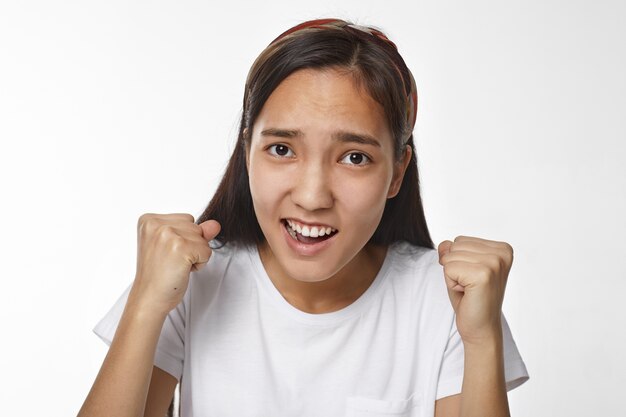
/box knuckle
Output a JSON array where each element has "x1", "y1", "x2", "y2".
[
  {"x1": 506, "y1": 243, "x2": 513, "y2": 263},
  {"x1": 498, "y1": 240, "x2": 513, "y2": 252},
  {"x1": 137, "y1": 213, "x2": 150, "y2": 228},
  {"x1": 498, "y1": 256, "x2": 507, "y2": 272},
  {"x1": 155, "y1": 224, "x2": 176, "y2": 239},
  {"x1": 500, "y1": 242, "x2": 514, "y2": 265},
  {"x1": 138, "y1": 213, "x2": 159, "y2": 236},
  {"x1": 168, "y1": 234, "x2": 187, "y2": 252},
  {"x1": 487, "y1": 254, "x2": 503, "y2": 272},
  {"x1": 478, "y1": 265, "x2": 492, "y2": 284}
]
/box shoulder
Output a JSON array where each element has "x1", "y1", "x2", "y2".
[
  {"x1": 387, "y1": 241, "x2": 442, "y2": 287},
  {"x1": 184, "y1": 240, "x2": 258, "y2": 307},
  {"x1": 388, "y1": 240, "x2": 438, "y2": 268},
  {"x1": 386, "y1": 241, "x2": 453, "y2": 316},
  {"x1": 197, "y1": 239, "x2": 254, "y2": 277},
  {"x1": 189, "y1": 239, "x2": 259, "y2": 288}
]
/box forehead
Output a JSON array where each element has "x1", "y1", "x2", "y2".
[{"x1": 253, "y1": 68, "x2": 393, "y2": 147}]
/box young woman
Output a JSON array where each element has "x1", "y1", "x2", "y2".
[{"x1": 78, "y1": 18, "x2": 529, "y2": 417}]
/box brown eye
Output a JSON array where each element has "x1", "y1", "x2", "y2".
[
  {"x1": 350, "y1": 154, "x2": 363, "y2": 164},
  {"x1": 268, "y1": 144, "x2": 294, "y2": 157},
  {"x1": 340, "y1": 152, "x2": 371, "y2": 166}
]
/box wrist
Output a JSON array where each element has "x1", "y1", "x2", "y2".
[
  {"x1": 462, "y1": 323, "x2": 504, "y2": 352},
  {"x1": 457, "y1": 317, "x2": 509, "y2": 416},
  {"x1": 126, "y1": 286, "x2": 171, "y2": 322},
  {"x1": 463, "y1": 337, "x2": 504, "y2": 361},
  {"x1": 461, "y1": 328, "x2": 507, "y2": 393}
]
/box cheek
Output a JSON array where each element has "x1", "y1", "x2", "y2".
[
  {"x1": 248, "y1": 160, "x2": 288, "y2": 216},
  {"x1": 335, "y1": 174, "x2": 390, "y2": 221}
]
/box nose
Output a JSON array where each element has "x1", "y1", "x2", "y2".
[{"x1": 290, "y1": 160, "x2": 334, "y2": 211}]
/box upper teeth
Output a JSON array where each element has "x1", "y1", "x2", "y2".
[{"x1": 286, "y1": 219, "x2": 336, "y2": 237}]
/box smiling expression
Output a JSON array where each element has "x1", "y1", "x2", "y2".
[{"x1": 245, "y1": 67, "x2": 411, "y2": 285}]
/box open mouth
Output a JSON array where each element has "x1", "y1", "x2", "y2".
[{"x1": 281, "y1": 219, "x2": 339, "y2": 244}]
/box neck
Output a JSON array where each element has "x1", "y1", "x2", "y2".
[{"x1": 257, "y1": 241, "x2": 388, "y2": 314}]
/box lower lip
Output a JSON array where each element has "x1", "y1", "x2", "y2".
[{"x1": 281, "y1": 221, "x2": 338, "y2": 257}]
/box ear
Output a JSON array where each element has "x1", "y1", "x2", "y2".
[{"x1": 387, "y1": 144, "x2": 412, "y2": 199}]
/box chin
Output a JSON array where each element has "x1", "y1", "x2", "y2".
[{"x1": 280, "y1": 260, "x2": 338, "y2": 283}]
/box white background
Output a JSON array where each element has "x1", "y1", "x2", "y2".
[{"x1": 1, "y1": 0, "x2": 625, "y2": 415}]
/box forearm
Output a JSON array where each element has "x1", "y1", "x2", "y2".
[
  {"x1": 459, "y1": 327, "x2": 510, "y2": 417},
  {"x1": 77, "y1": 289, "x2": 168, "y2": 417}
]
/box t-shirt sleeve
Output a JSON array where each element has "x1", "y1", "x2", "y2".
[
  {"x1": 92, "y1": 282, "x2": 186, "y2": 382},
  {"x1": 435, "y1": 312, "x2": 530, "y2": 400}
]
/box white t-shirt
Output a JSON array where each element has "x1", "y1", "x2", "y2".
[{"x1": 93, "y1": 240, "x2": 529, "y2": 417}]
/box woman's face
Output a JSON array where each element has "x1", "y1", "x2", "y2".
[{"x1": 246, "y1": 67, "x2": 411, "y2": 283}]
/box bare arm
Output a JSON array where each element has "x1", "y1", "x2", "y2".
[
  {"x1": 435, "y1": 329, "x2": 510, "y2": 417},
  {"x1": 144, "y1": 366, "x2": 178, "y2": 417},
  {"x1": 77, "y1": 290, "x2": 172, "y2": 417},
  {"x1": 78, "y1": 213, "x2": 221, "y2": 417},
  {"x1": 436, "y1": 237, "x2": 515, "y2": 417},
  {"x1": 77, "y1": 214, "x2": 219, "y2": 417}
]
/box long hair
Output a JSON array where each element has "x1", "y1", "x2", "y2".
[
  {"x1": 167, "y1": 20, "x2": 436, "y2": 417},
  {"x1": 196, "y1": 19, "x2": 434, "y2": 250}
]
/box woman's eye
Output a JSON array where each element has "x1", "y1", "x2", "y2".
[
  {"x1": 340, "y1": 152, "x2": 371, "y2": 166},
  {"x1": 267, "y1": 144, "x2": 294, "y2": 158}
]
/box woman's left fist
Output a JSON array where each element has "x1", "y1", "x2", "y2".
[{"x1": 437, "y1": 235, "x2": 514, "y2": 346}]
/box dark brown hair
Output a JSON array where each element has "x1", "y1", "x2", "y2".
[{"x1": 195, "y1": 20, "x2": 434, "y2": 251}]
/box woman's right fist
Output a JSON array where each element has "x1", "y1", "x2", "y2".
[{"x1": 129, "y1": 213, "x2": 221, "y2": 315}]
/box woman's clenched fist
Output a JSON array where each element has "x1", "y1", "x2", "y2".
[
  {"x1": 129, "y1": 213, "x2": 221, "y2": 315},
  {"x1": 437, "y1": 235, "x2": 513, "y2": 346}
]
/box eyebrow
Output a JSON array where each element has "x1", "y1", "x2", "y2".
[{"x1": 260, "y1": 128, "x2": 381, "y2": 148}]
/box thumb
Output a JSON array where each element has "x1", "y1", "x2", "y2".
[{"x1": 199, "y1": 219, "x2": 221, "y2": 242}]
